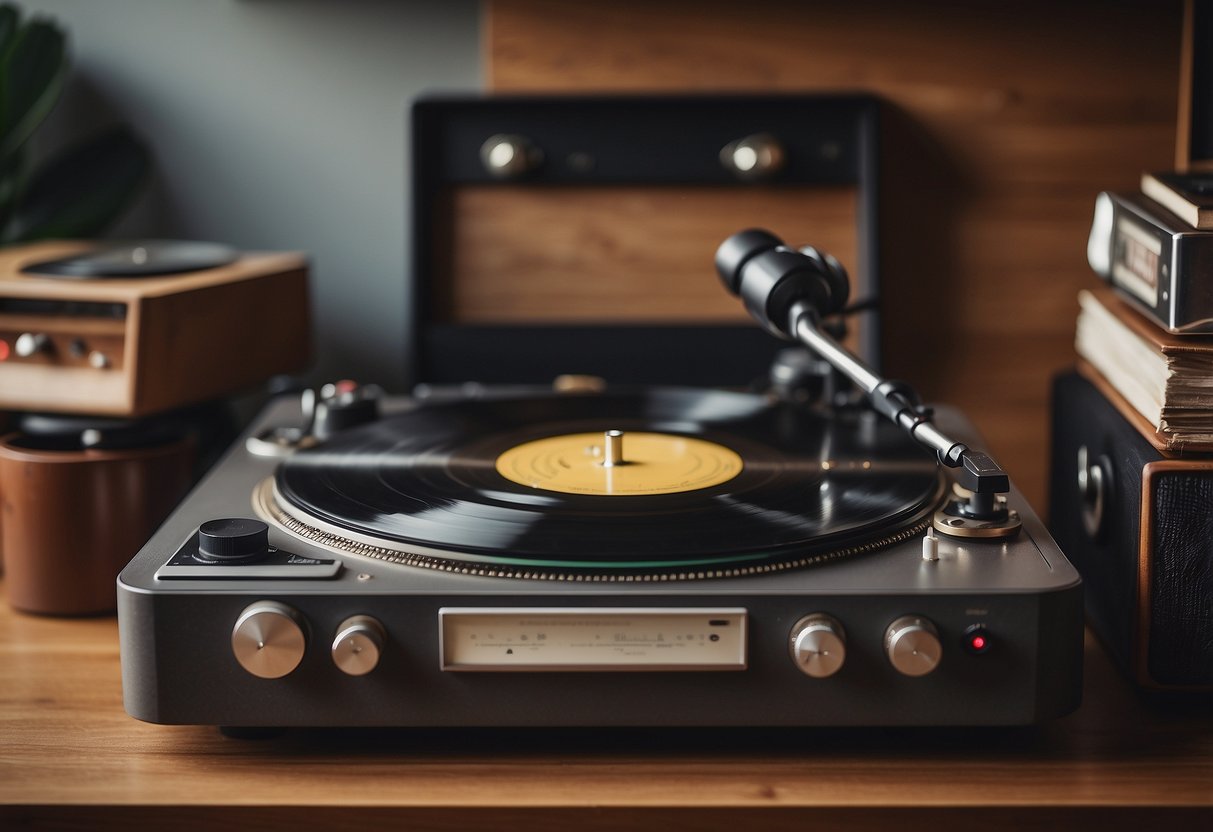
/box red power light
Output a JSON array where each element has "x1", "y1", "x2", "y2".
[
  {"x1": 963, "y1": 625, "x2": 991, "y2": 654},
  {"x1": 0, "y1": 339, "x2": 9, "y2": 361}
]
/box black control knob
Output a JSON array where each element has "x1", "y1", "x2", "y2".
[{"x1": 198, "y1": 518, "x2": 269, "y2": 562}]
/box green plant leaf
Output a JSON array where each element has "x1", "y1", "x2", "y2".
[
  {"x1": 0, "y1": 142, "x2": 24, "y2": 231},
  {"x1": 0, "y1": 17, "x2": 68, "y2": 162},
  {"x1": 4, "y1": 126, "x2": 149, "y2": 243},
  {"x1": 0, "y1": 5, "x2": 21, "y2": 59}
]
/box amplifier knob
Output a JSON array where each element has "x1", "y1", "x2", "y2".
[
  {"x1": 331, "y1": 615, "x2": 386, "y2": 676},
  {"x1": 789, "y1": 613, "x2": 846, "y2": 678},
  {"x1": 231, "y1": 601, "x2": 307, "y2": 678},
  {"x1": 884, "y1": 615, "x2": 942, "y2": 677},
  {"x1": 14, "y1": 332, "x2": 51, "y2": 357},
  {"x1": 480, "y1": 133, "x2": 543, "y2": 178},
  {"x1": 720, "y1": 133, "x2": 786, "y2": 180}
]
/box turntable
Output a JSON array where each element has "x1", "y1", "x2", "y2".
[{"x1": 117, "y1": 231, "x2": 1082, "y2": 729}]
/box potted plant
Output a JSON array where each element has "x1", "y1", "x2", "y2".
[{"x1": 0, "y1": 3, "x2": 148, "y2": 245}]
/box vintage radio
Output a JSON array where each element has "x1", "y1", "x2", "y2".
[
  {"x1": 409, "y1": 94, "x2": 883, "y2": 386},
  {"x1": 1049, "y1": 370, "x2": 1213, "y2": 690},
  {"x1": 0, "y1": 240, "x2": 311, "y2": 417},
  {"x1": 1086, "y1": 191, "x2": 1213, "y2": 334}
]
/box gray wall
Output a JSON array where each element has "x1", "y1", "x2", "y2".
[{"x1": 22, "y1": 0, "x2": 481, "y2": 389}]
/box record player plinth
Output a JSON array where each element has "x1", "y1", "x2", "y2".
[{"x1": 118, "y1": 390, "x2": 1082, "y2": 728}]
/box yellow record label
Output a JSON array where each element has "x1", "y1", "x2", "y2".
[{"x1": 495, "y1": 431, "x2": 743, "y2": 496}]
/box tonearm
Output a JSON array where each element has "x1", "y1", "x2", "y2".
[{"x1": 715, "y1": 229, "x2": 1017, "y2": 531}]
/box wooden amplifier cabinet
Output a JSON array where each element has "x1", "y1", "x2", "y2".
[
  {"x1": 1049, "y1": 370, "x2": 1213, "y2": 690},
  {"x1": 410, "y1": 95, "x2": 880, "y2": 388},
  {"x1": 0, "y1": 242, "x2": 310, "y2": 417}
]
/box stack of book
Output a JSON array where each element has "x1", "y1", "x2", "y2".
[
  {"x1": 1141, "y1": 171, "x2": 1213, "y2": 231},
  {"x1": 1055, "y1": 169, "x2": 1213, "y2": 692},
  {"x1": 1075, "y1": 172, "x2": 1213, "y2": 454},
  {"x1": 1075, "y1": 287, "x2": 1213, "y2": 452}
]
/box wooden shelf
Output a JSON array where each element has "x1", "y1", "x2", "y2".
[{"x1": 0, "y1": 581, "x2": 1208, "y2": 831}]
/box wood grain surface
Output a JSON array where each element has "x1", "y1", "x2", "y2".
[
  {"x1": 0, "y1": 584, "x2": 1209, "y2": 830},
  {"x1": 440, "y1": 186, "x2": 858, "y2": 323},
  {"x1": 0, "y1": 242, "x2": 310, "y2": 416},
  {"x1": 483, "y1": 0, "x2": 1184, "y2": 511}
]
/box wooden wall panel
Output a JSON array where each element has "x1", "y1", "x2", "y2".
[
  {"x1": 442, "y1": 186, "x2": 857, "y2": 323},
  {"x1": 484, "y1": 0, "x2": 1182, "y2": 509}
]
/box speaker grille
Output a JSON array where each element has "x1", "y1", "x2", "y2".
[
  {"x1": 1049, "y1": 371, "x2": 1213, "y2": 688},
  {"x1": 1149, "y1": 473, "x2": 1213, "y2": 685}
]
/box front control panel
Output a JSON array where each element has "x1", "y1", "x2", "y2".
[
  {"x1": 127, "y1": 582, "x2": 1075, "y2": 727},
  {"x1": 124, "y1": 505, "x2": 1081, "y2": 727},
  {"x1": 226, "y1": 603, "x2": 978, "y2": 682},
  {"x1": 215, "y1": 589, "x2": 1014, "y2": 717}
]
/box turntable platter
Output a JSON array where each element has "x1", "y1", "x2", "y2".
[{"x1": 267, "y1": 388, "x2": 943, "y2": 578}]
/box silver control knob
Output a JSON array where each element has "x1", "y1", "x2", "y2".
[
  {"x1": 480, "y1": 133, "x2": 543, "y2": 178},
  {"x1": 331, "y1": 615, "x2": 385, "y2": 676},
  {"x1": 884, "y1": 615, "x2": 942, "y2": 677},
  {"x1": 789, "y1": 613, "x2": 846, "y2": 678},
  {"x1": 87, "y1": 350, "x2": 110, "y2": 369},
  {"x1": 14, "y1": 332, "x2": 51, "y2": 357},
  {"x1": 231, "y1": 601, "x2": 307, "y2": 679},
  {"x1": 720, "y1": 133, "x2": 786, "y2": 179}
]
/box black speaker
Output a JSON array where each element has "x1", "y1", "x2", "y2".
[{"x1": 1049, "y1": 371, "x2": 1213, "y2": 690}]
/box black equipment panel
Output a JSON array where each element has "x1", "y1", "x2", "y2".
[{"x1": 409, "y1": 94, "x2": 881, "y2": 388}]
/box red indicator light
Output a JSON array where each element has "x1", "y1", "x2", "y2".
[
  {"x1": 963, "y1": 625, "x2": 991, "y2": 654},
  {"x1": 0, "y1": 339, "x2": 8, "y2": 361}
]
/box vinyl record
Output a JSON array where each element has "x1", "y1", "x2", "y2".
[
  {"x1": 22, "y1": 240, "x2": 238, "y2": 278},
  {"x1": 270, "y1": 388, "x2": 943, "y2": 577}
]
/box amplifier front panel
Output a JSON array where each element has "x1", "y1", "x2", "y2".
[{"x1": 0, "y1": 307, "x2": 131, "y2": 413}]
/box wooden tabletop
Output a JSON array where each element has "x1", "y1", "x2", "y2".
[{"x1": 1, "y1": 582, "x2": 1209, "y2": 832}]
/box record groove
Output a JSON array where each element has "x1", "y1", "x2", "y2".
[
  {"x1": 269, "y1": 388, "x2": 944, "y2": 575},
  {"x1": 256, "y1": 478, "x2": 934, "y2": 581}
]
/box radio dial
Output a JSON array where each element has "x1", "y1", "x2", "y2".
[
  {"x1": 87, "y1": 350, "x2": 111, "y2": 369},
  {"x1": 720, "y1": 133, "x2": 786, "y2": 180},
  {"x1": 15, "y1": 332, "x2": 51, "y2": 358},
  {"x1": 231, "y1": 601, "x2": 307, "y2": 678},
  {"x1": 789, "y1": 613, "x2": 846, "y2": 678},
  {"x1": 480, "y1": 133, "x2": 543, "y2": 178},
  {"x1": 884, "y1": 615, "x2": 942, "y2": 677}
]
